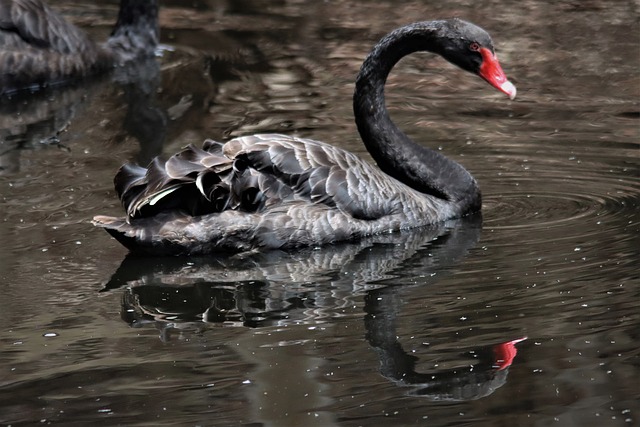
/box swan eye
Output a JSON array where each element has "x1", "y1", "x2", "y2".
[{"x1": 469, "y1": 42, "x2": 480, "y2": 51}]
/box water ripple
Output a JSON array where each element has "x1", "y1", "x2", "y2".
[
  {"x1": 475, "y1": 140, "x2": 639, "y2": 235},
  {"x1": 483, "y1": 189, "x2": 637, "y2": 231}
]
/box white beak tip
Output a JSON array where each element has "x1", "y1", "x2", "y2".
[{"x1": 501, "y1": 80, "x2": 517, "y2": 100}]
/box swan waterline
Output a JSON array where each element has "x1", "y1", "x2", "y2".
[
  {"x1": 93, "y1": 19, "x2": 516, "y2": 255},
  {"x1": 0, "y1": 0, "x2": 158, "y2": 95}
]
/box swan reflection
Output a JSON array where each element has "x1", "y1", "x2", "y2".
[{"x1": 102, "y1": 215, "x2": 525, "y2": 401}]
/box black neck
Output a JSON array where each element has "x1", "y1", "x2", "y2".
[{"x1": 353, "y1": 22, "x2": 480, "y2": 211}]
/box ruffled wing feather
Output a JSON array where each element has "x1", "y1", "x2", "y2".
[{"x1": 112, "y1": 134, "x2": 398, "y2": 224}]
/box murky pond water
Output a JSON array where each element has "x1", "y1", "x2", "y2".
[{"x1": 1, "y1": 0, "x2": 638, "y2": 425}]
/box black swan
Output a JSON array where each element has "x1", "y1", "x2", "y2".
[
  {"x1": 0, "y1": 0, "x2": 158, "y2": 94},
  {"x1": 93, "y1": 19, "x2": 516, "y2": 254}
]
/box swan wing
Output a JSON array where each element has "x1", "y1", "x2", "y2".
[
  {"x1": 115, "y1": 134, "x2": 402, "y2": 221},
  {"x1": 228, "y1": 134, "x2": 400, "y2": 220}
]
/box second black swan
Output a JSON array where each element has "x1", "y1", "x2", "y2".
[
  {"x1": 93, "y1": 19, "x2": 517, "y2": 254},
  {"x1": 0, "y1": 0, "x2": 158, "y2": 94}
]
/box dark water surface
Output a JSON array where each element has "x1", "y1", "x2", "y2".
[{"x1": 1, "y1": 0, "x2": 638, "y2": 425}]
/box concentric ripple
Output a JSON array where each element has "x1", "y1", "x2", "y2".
[
  {"x1": 473, "y1": 138, "x2": 638, "y2": 233},
  {"x1": 483, "y1": 186, "x2": 638, "y2": 231},
  {"x1": 462, "y1": 136, "x2": 639, "y2": 274}
]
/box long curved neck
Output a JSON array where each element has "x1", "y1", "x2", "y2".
[{"x1": 353, "y1": 22, "x2": 480, "y2": 212}]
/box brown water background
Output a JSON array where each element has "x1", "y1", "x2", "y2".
[{"x1": 0, "y1": 0, "x2": 638, "y2": 425}]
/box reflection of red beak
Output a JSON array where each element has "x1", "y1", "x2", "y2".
[
  {"x1": 492, "y1": 337, "x2": 527, "y2": 370},
  {"x1": 478, "y1": 47, "x2": 517, "y2": 100}
]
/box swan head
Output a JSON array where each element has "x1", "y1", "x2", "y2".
[{"x1": 436, "y1": 19, "x2": 516, "y2": 99}]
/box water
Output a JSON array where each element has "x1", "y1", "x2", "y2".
[{"x1": 0, "y1": 0, "x2": 638, "y2": 425}]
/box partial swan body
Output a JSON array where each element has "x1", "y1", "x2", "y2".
[
  {"x1": 93, "y1": 19, "x2": 516, "y2": 255},
  {"x1": 0, "y1": 0, "x2": 158, "y2": 94}
]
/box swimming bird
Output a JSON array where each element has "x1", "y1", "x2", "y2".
[
  {"x1": 93, "y1": 19, "x2": 516, "y2": 255},
  {"x1": 0, "y1": 0, "x2": 158, "y2": 94}
]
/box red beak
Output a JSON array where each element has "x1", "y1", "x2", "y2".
[{"x1": 478, "y1": 47, "x2": 516, "y2": 100}]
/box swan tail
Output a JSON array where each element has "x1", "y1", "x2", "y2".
[
  {"x1": 92, "y1": 216, "x2": 140, "y2": 250},
  {"x1": 92, "y1": 214, "x2": 203, "y2": 255}
]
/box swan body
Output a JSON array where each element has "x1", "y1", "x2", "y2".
[
  {"x1": 0, "y1": 0, "x2": 158, "y2": 94},
  {"x1": 94, "y1": 19, "x2": 516, "y2": 255}
]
